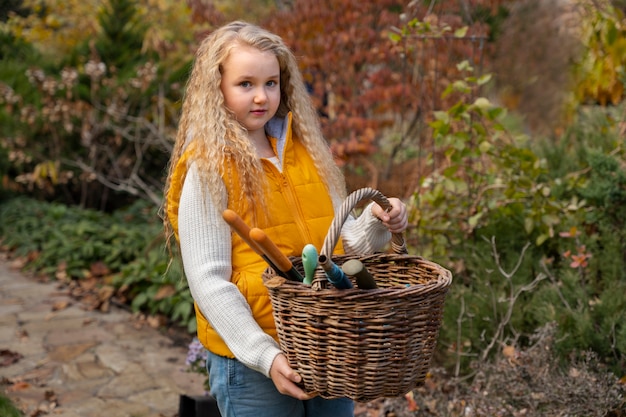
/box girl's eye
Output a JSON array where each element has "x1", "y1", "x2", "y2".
[
  {"x1": 266, "y1": 80, "x2": 278, "y2": 87},
  {"x1": 240, "y1": 81, "x2": 252, "y2": 88}
]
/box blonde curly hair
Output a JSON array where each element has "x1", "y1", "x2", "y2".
[{"x1": 162, "y1": 21, "x2": 346, "y2": 241}]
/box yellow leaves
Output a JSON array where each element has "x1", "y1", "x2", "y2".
[
  {"x1": 478, "y1": 140, "x2": 492, "y2": 153},
  {"x1": 33, "y1": 160, "x2": 60, "y2": 185},
  {"x1": 4, "y1": 0, "x2": 196, "y2": 61},
  {"x1": 11, "y1": 160, "x2": 62, "y2": 195},
  {"x1": 559, "y1": 226, "x2": 580, "y2": 239},
  {"x1": 477, "y1": 74, "x2": 492, "y2": 86},
  {"x1": 574, "y1": 4, "x2": 626, "y2": 105},
  {"x1": 8, "y1": 0, "x2": 101, "y2": 57},
  {"x1": 13, "y1": 160, "x2": 63, "y2": 195},
  {"x1": 212, "y1": 0, "x2": 275, "y2": 23},
  {"x1": 139, "y1": 0, "x2": 196, "y2": 60},
  {"x1": 473, "y1": 97, "x2": 492, "y2": 110},
  {"x1": 454, "y1": 26, "x2": 468, "y2": 38},
  {"x1": 468, "y1": 211, "x2": 483, "y2": 230}
]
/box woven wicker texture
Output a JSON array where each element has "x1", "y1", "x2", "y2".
[{"x1": 263, "y1": 188, "x2": 452, "y2": 402}]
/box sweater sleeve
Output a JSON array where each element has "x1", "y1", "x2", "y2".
[
  {"x1": 178, "y1": 166, "x2": 282, "y2": 377},
  {"x1": 328, "y1": 190, "x2": 392, "y2": 255}
]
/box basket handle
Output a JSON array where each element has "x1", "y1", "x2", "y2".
[{"x1": 320, "y1": 187, "x2": 408, "y2": 260}]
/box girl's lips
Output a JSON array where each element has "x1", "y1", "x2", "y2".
[{"x1": 250, "y1": 109, "x2": 266, "y2": 115}]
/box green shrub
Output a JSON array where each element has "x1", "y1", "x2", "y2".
[
  {"x1": 0, "y1": 392, "x2": 22, "y2": 417},
  {"x1": 115, "y1": 245, "x2": 196, "y2": 333},
  {"x1": 410, "y1": 56, "x2": 625, "y2": 376},
  {"x1": 0, "y1": 196, "x2": 196, "y2": 331},
  {"x1": 0, "y1": 197, "x2": 160, "y2": 275}
]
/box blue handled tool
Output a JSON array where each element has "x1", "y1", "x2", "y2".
[
  {"x1": 318, "y1": 254, "x2": 353, "y2": 289},
  {"x1": 301, "y1": 244, "x2": 318, "y2": 285}
]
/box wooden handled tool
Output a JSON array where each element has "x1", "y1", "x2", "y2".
[
  {"x1": 249, "y1": 227, "x2": 304, "y2": 282},
  {"x1": 222, "y1": 210, "x2": 288, "y2": 280}
]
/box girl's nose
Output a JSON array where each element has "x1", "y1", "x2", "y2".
[{"x1": 254, "y1": 88, "x2": 267, "y2": 103}]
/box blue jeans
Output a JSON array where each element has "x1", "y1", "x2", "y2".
[{"x1": 206, "y1": 350, "x2": 354, "y2": 417}]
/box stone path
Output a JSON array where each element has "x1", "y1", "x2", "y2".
[{"x1": 0, "y1": 260, "x2": 206, "y2": 417}]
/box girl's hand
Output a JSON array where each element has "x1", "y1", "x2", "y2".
[
  {"x1": 269, "y1": 353, "x2": 314, "y2": 400},
  {"x1": 371, "y1": 197, "x2": 408, "y2": 234}
]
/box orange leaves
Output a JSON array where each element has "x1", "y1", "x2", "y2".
[
  {"x1": 559, "y1": 226, "x2": 593, "y2": 270},
  {"x1": 405, "y1": 391, "x2": 418, "y2": 411},
  {"x1": 328, "y1": 114, "x2": 379, "y2": 161},
  {"x1": 265, "y1": 0, "x2": 409, "y2": 159},
  {"x1": 502, "y1": 344, "x2": 521, "y2": 366},
  {"x1": 266, "y1": 0, "x2": 493, "y2": 167},
  {"x1": 89, "y1": 261, "x2": 111, "y2": 278},
  {"x1": 6, "y1": 380, "x2": 30, "y2": 392},
  {"x1": 51, "y1": 300, "x2": 70, "y2": 311},
  {"x1": 567, "y1": 251, "x2": 592, "y2": 269}
]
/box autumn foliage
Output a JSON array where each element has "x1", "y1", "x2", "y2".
[
  {"x1": 1, "y1": 3, "x2": 625, "y2": 415},
  {"x1": 261, "y1": 0, "x2": 495, "y2": 168}
]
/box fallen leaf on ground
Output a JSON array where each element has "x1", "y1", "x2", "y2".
[
  {"x1": 51, "y1": 300, "x2": 70, "y2": 311},
  {"x1": 147, "y1": 315, "x2": 168, "y2": 328},
  {"x1": 90, "y1": 261, "x2": 110, "y2": 277},
  {"x1": 0, "y1": 349, "x2": 23, "y2": 367},
  {"x1": 154, "y1": 284, "x2": 176, "y2": 300},
  {"x1": 405, "y1": 391, "x2": 418, "y2": 411},
  {"x1": 7, "y1": 381, "x2": 30, "y2": 391},
  {"x1": 16, "y1": 329, "x2": 29, "y2": 341}
]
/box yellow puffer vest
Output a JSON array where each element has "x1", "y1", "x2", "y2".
[{"x1": 167, "y1": 113, "x2": 343, "y2": 357}]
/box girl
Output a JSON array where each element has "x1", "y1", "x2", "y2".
[{"x1": 163, "y1": 21, "x2": 408, "y2": 417}]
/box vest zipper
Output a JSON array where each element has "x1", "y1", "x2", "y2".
[
  {"x1": 279, "y1": 171, "x2": 313, "y2": 247},
  {"x1": 267, "y1": 130, "x2": 314, "y2": 249}
]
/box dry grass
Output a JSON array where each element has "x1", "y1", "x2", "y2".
[{"x1": 356, "y1": 323, "x2": 626, "y2": 417}]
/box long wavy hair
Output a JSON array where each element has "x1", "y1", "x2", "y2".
[{"x1": 162, "y1": 21, "x2": 346, "y2": 242}]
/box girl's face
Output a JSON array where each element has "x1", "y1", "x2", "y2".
[{"x1": 220, "y1": 45, "x2": 281, "y2": 138}]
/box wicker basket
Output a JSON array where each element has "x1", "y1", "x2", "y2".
[{"x1": 263, "y1": 187, "x2": 452, "y2": 402}]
